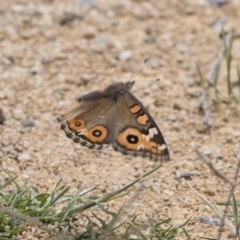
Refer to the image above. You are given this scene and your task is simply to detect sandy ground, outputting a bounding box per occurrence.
[1,0,240,239]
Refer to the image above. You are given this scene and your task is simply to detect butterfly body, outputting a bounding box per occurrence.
[58,81,170,161]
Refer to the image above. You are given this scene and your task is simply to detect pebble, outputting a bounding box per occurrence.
[18,153,31,161]
[207,0,228,6]
[81,73,92,84]
[173,103,182,110]
[199,216,222,226]
[179,172,193,179]
[1,140,9,147]
[203,150,212,155]
[79,0,95,5]
[1,146,13,154]
[12,108,25,120]
[23,119,35,128]
[118,50,132,61]
[168,114,177,121]
[90,43,105,54]
[95,35,109,44]
[82,27,96,39]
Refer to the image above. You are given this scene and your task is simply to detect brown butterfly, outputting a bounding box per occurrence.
[57,81,170,161]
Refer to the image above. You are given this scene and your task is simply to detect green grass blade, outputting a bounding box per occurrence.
[8,187,31,207]
[68,164,162,216]
[58,188,82,223]
[232,194,240,239]
[0,176,18,191]
[46,185,70,207]
[183,227,192,240]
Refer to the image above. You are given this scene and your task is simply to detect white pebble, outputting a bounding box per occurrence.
[12,108,25,120]
[18,153,31,161]
[118,50,132,61]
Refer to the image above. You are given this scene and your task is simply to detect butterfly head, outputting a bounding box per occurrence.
[103,81,135,96]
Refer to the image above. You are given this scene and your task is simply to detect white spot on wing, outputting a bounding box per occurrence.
[158,144,166,150]
[137,144,144,150]
[142,127,158,141]
[76,129,87,135]
[142,134,150,141]
[86,142,93,147]
[150,127,158,138]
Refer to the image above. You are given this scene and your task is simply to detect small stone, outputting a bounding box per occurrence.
[31,70,38,75]
[12,109,25,120]
[163,203,172,207]
[90,43,105,54]
[185,7,195,15]
[207,0,228,6]
[1,141,9,147]
[23,119,35,128]
[199,216,222,226]
[18,153,31,161]
[81,73,91,84]
[179,172,193,179]
[82,27,96,39]
[168,114,176,121]
[2,57,14,65]
[0,108,5,124]
[95,35,109,44]
[173,103,182,110]
[15,145,23,152]
[203,150,212,155]
[59,12,82,26]
[118,50,132,61]
[1,146,13,154]
[80,0,95,5]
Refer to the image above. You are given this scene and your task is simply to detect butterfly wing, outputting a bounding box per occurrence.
[57,91,116,149]
[58,82,169,161]
[112,91,170,161]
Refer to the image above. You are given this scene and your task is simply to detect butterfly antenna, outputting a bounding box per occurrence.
[128,59,148,82]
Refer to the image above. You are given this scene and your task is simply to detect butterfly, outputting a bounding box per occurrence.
[57,81,170,161]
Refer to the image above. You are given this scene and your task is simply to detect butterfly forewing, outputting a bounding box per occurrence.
[112,90,169,161]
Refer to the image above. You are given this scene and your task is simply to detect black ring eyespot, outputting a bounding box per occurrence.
[127,134,138,144]
[93,129,102,137]
[75,122,81,127]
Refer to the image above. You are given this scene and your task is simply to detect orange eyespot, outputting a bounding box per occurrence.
[117,127,163,154]
[86,125,108,143]
[67,118,86,131]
